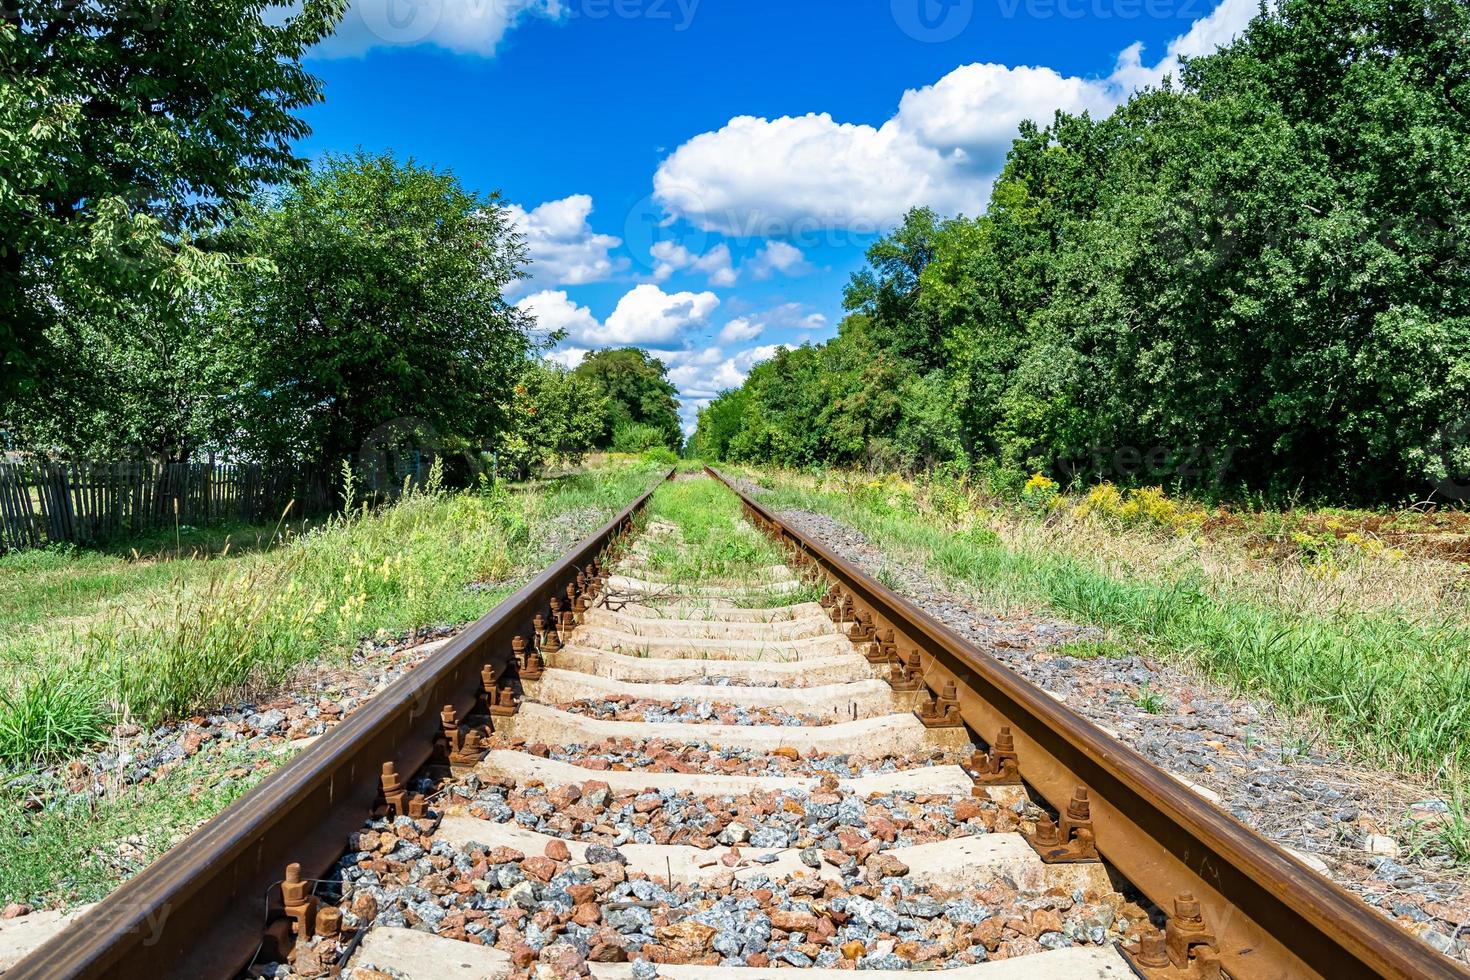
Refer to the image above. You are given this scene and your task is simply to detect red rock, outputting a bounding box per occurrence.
[867,817,898,842]
[746,953,770,968]
[773,747,800,760]
[841,940,866,959]
[1030,908,1065,936]
[582,757,611,771]
[489,847,526,864]
[975,917,1005,950]
[2,904,31,920]
[350,891,378,922]
[548,784,582,809]
[770,910,820,933]
[587,928,627,962]
[511,943,538,967]
[567,884,597,904]
[545,839,572,862]
[952,798,983,822]
[656,921,718,958]
[521,856,558,883]
[293,939,329,977]
[571,902,602,926]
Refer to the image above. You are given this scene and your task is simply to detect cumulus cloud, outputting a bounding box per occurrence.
[545,347,590,369]
[748,241,812,280]
[653,0,1258,233]
[668,344,781,400]
[515,290,601,344]
[506,195,625,297]
[717,317,764,345]
[650,241,738,287]
[520,284,721,349]
[313,0,562,57]
[603,284,721,345]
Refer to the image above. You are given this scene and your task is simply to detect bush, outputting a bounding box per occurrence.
[642,446,678,466]
[613,423,671,454]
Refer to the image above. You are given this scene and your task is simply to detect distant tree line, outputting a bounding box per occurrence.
[693,0,1470,504]
[0,1,683,484]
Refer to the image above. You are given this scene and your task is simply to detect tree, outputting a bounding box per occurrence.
[573,348,682,451]
[689,388,750,461]
[2,279,238,462]
[699,0,1470,503]
[498,362,607,476]
[0,0,345,399]
[228,152,535,469]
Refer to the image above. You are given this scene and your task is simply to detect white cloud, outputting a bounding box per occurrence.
[515,290,601,345]
[668,344,780,401]
[1110,0,1262,90]
[604,284,721,345]
[748,241,812,280]
[654,115,981,235]
[717,317,764,345]
[650,241,738,287]
[506,195,625,297]
[653,0,1258,234]
[312,0,563,57]
[518,283,721,349]
[545,347,589,369]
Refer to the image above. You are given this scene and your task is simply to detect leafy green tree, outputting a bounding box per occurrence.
[0,0,345,399]
[574,348,682,451]
[497,361,607,476]
[3,281,238,462]
[228,152,534,468]
[689,388,750,460]
[707,0,1470,503]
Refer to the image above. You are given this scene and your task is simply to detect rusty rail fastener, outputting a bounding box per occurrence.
[916,681,962,728]
[1026,786,1100,863]
[888,649,924,692]
[516,635,544,680]
[379,762,407,816]
[970,726,1021,788]
[1125,893,1222,979]
[280,863,317,940]
[489,686,518,717]
[849,610,874,645]
[542,618,563,653]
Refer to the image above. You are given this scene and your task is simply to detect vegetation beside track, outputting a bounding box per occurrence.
[0,460,661,765]
[729,465,1470,863]
[0,459,662,907]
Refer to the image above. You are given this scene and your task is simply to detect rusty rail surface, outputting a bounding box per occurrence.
[707,466,1465,980]
[7,472,671,980]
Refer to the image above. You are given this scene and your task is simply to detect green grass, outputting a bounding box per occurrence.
[0,461,660,765]
[744,468,1470,859]
[0,520,297,641]
[631,478,823,608]
[0,743,275,907]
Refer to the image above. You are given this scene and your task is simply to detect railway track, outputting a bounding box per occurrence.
[8,469,1465,979]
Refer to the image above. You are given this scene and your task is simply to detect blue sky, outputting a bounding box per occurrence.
[296,0,1257,432]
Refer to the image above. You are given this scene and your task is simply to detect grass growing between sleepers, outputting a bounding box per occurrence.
[632,477,823,607]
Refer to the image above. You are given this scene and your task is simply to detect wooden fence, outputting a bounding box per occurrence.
[0,460,335,552]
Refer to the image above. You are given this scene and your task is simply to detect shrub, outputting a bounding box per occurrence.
[612,423,670,454]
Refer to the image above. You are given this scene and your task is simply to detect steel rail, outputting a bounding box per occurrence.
[8,472,671,980]
[708,466,1465,980]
